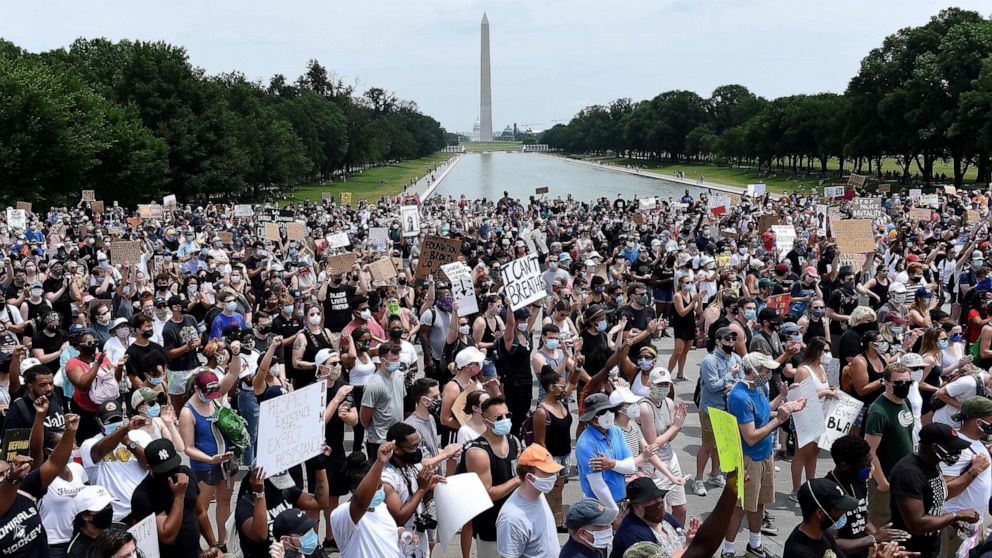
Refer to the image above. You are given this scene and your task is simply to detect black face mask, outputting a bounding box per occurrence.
[891,382,911,400]
[79,343,97,356]
[90,506,114,529]
[399,448,423,465]
[389,328,404,339]
[140,330,153,339]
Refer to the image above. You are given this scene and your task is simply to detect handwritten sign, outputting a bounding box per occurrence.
[709,408,744,501]
[838,253,867,272]
[368,258,397,283]
[758,214,780,233]
[909,207,932,222]
[217,231,233,245]
[128,514,160,558]
[771,225,796,260]
[639,197,657,210]
[832,220,874,254]
[5,209,26,230]
[368,227,389,252]
[234,204,253,217]
[0,429,30,462]
[851,197,882,220]
[110,240,144,266]
[944,185,957,195]
[499,254,547,311]
[81,189,95,202]
[287,222,305,242]
[326,231,350,249]
[15,202,31,213]
[340,192,353,205]
[967,209,981,223]
[535,186,549,195]
[848,174,867,188]
[325,252,358,277]
[321,191,333,201]
[708,194,731,215]
[747,183,766,197]
[264,222,281,242]
[257,381,327,475]
[920,194,940,209]
[877,183,891,193]
[766,294,791,316]
[163,194,177,208]
[137,204,164,219]
[415,235,461,280]
[91,200,105,214]
[817,391,863,451]
[441,262,479,315]
[909,188,922,198]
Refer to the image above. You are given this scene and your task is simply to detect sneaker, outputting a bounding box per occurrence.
[788,491,799,503]
[760,520,779,536]
[746,544,775,558]
[708,473,726,488]
[721,552,736,558]
[692,479,707,496]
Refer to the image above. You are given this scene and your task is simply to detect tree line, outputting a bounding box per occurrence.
[541,8,992,186]
[0,37,446,207]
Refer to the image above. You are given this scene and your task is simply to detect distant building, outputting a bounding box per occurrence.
[471,117,482,142]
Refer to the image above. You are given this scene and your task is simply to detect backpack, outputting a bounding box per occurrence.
[932,373,987,412]
[88,364,120,405]
[521,403,551,446]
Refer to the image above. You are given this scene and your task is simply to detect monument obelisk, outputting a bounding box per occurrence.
[479,12,493,142]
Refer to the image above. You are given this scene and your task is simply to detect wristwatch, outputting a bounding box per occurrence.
[127,441,138,452]
[253,491,265,499]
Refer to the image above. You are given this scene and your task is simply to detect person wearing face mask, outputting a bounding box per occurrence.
[381,423,445,558]
[783,478,861,558]
[611,477,683,558]
[875,282,909,329]
[329,443,401,556]
[532,324,571,401]
[559,497,618,558]
[419,286,454,383]
[101,318,132,372]
[493,443,563,558]
[290,303,335,390]
[209,291,249,342]
[65,332,126,442]
[826,268,860,356]
[63,485,117,558]
[123,314,165,387]
[31,309,68,374]
[863,362,915,529]
[839,306,878,368]
[440,347,487,447]
[359,342,407,458]
[385,315,418,387]
[79,403,151,521]
[695,327,745,495]
[130,387,184,453]
[889,423,980,558]
[789,338,838,500]
[161,294,200,412]
[722,353,805,558]
[636,368,689,524]
[530,369,577,530]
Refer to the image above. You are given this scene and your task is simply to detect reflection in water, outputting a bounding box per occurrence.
[432,152,710,202]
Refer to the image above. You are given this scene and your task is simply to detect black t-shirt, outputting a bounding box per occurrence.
[30,330,67,373]
[0,469,47,558]
[321,284,356,333]
[838,330,863,367]
[162,315,201,371]
[130,465,201,558]
[42,276,72,323]
[618,304,656,353]
[828,288,859,335]
[826,472,869,558]
[124,341,165,380]
[4,393,66,434]
[235,484,303,558]
[324,380,349,465]
[889,454,945,556]
[784,527,845,558]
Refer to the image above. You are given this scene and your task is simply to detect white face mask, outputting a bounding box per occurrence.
[528,473,557,494]
[458,325,471,335]
[586,528,614,549]
[625,404,641,420]
[597,412,615,429]
[820,352,833,365]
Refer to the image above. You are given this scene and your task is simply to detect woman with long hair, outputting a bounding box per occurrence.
[916,327,946,425]
[532,369,574,531]
[939,321,971,376]
[788,337,836,500]
[844,330,888,435]
[668,275,701,381]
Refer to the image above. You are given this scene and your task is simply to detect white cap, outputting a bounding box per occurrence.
[647,367,673,385]
[609,387,640,406]
[110,317,129,331]
[20,357,42,370]
[974,251,985,260]
[888,282,907,294]
[900,353,926,369]
[74,485,117,515]
[454,346,486,369]
[314,348,338,368]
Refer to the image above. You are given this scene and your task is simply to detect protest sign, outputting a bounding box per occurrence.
[771,224,796,259]
[817,391,864,451]
[815,204,828,237]
[368,227,389,252]
[264,222,281,242]
[217,231,233,245]
[340,192,353,205]
[746,183,766,197]
[0,429,30,462]
[126,217,141,227]
[326,252,358,277]
[639,197,657,210]
[434,474,493,552]
[257,381,327,475]
[499,254,547,311]
[163,194,177,208]
[825,357,841,388]
[110,240,144,266]
[128,514,160,558]
[326,231,350,248]
[788,379,825,448]
[967,209,981,223]
[15,202,31,213]
[823,186,845,198]
[81,189,95,202]
[832,220,874,253]
[441,262,479,315]
[877,183,891,193]
[851,197,882,220]
[920,194,940,209]
[400,205,420,237]
[766,294,791,316]
[91,200,104,214]
[368,258,397,283]
[758,214,780,233]
[909,188,922,198]
[837,253,867,273]
[234,204,253,217]
[708,194,730,215]
[848,174,867,187]
[632,212,645,225]
[716,254,731,270]
[535,186,549,195]
[287,222,305,241]
[5,209,26,230]
[415,235,461,280]
[709,408,744,501]
[137,204,164,219]
[909,208,932,222]
[944,185,957,195]
[321,191,333,201]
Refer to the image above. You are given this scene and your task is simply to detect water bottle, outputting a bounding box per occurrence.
[399,529,417,557]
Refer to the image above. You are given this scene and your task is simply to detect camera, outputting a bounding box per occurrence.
[413,511,437,532]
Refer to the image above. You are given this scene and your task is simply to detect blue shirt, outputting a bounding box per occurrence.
[610,512,682,558]
[698,349,743,414]
[575,425,631,504]
[727,381,773,461]
[209,312,248,340]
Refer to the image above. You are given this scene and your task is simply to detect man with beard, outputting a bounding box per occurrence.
[4,364,65,433]
[783,479,860,558]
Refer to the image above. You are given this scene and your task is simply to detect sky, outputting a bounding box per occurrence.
[3,1,990,135]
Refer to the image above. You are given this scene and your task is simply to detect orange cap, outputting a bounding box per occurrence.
[519,444,564,474]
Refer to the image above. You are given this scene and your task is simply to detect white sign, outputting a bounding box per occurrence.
[817,391,864,451]
[707,194,731,213]
[434,474,493,553]
[368,227,389,252]
[234,204,253,217]
[128,514,160,558]
[5,209,26,230]
[638,197,657,210]
[909,188,922,199]
[326,232,350,249]
[441,262,479,315]
[499,254,547,311]
[747,183,767,197]
[788,378,825,448]
[400,205,420,237]
[257,381,327,475]
[163,194,177,207]
[825,357,841,388]
[920,194,940,209]
[771,225,796,260]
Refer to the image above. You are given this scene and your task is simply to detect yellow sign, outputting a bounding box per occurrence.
[340,192,353,204]
[709,408,744,501]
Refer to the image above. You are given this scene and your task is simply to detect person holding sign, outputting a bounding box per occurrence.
[789,337,837,501]
[721,352,806,558]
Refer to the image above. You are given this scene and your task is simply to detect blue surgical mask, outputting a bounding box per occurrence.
[951,334,963,343]
[225,301,237,312]
[369,488,386,508]
[283,305,294,314]
[596,321,608,332]
[545,339,560,350]
[744,309,756,321]
[145,403,161,418]
[298,530,319,555]
[149,376,163,386]
[829,512,847,531]
[104,421,123,435]
[615,296,624,305]
[939,340,949,350]
[385,361,400,373]
[891,327,903,335]
[491,418,512,436]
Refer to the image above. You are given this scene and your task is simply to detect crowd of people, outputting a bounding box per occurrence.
[2,182,992,558]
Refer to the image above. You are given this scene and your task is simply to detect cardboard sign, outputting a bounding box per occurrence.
[847,174,867,187]
[709,409,744,501]
[126,217,141,227]
[967,209,981,223]
[368,258,397,283]
[368,227,389,252]
[632,213,645,225]
[264,222,281,241]
[340,192,353,205]
[15,202,31,213]
[400,205,420,237]
[5,209,26,229]
[137,204,163,219]
[746,183,766,197]
[758,214,780,233]
[850,197,882,220]
[257,381,328,476]
[326,232,350,249]
[770,225,796,259]
[817,391,863,451]
[287,222,305,242]
[788,379,826,447]
[81,189,95,202]
[766,294,791,316]
[838,253,867,271]
[217,231,233,245]
[499,254,547,311]
[878,184,891,193]
[441,262,479,315]
[832,220,874,254]
[110,240,144,266]
[128,514,161,558]
[535,186,549,195]
[0,429,30,462]
[234,204,253,217]
[325,252,358,276]
[415,235,461,280]
[920,194,940,209]
[815,204,828,237]
[909,188,922,198]
[321,191,333,201]
[909,208,932,222]
[823,186,845,198]
[944,185,957,195]
[91,200,105,214]
[163,194,177,208]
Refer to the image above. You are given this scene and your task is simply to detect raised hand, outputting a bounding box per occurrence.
[32,394,49,415]
[249,467,265,492]
[377,441,396,464]
[169,472,189,497]
[64,413,80,433]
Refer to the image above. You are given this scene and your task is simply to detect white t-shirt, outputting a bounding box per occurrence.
[80,434,148,521]
[398,340,418,376]
[39,462,88,543]
[329,501,401,558]
[941,432,992,558]
[457,424,482,445]
[102,336,133,369]
[933,374,986,428]
[382,465,429,558]
[496,489,559,558]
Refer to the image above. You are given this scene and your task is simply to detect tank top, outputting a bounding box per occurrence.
[537,349,563,381]
[184,402,220,471]
[804,318,826,343]
[537,403,573,457]
[297,328,334,388]
[734,318,753,349]
[466,437,519,541]
[869,278,890,308]
[348,354,376,386]
[631,372,651,398]
[480,315,500,347]
[644,399,674,462]
[852,355,883,408]
[798,365,829,394]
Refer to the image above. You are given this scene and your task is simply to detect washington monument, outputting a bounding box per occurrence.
[479,12,493,142]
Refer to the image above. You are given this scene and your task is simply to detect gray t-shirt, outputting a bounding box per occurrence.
[495,489,559,558]
[403,412,440,458]
[361,370,406,443]
[419,307,451,361]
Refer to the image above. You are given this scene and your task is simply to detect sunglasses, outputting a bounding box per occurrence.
[889,381,912,388]
[488,413,512,422]
[595,407,615,416]
[720,334,738,341]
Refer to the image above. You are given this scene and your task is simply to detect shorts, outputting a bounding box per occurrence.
[740,455,774,512]
[167,369,195,396]
[553,454,571,477]
[700,412,717,448]
[656,454,687,507]
[654,288,674,304]
[867,477,891,527]
[324,459,350,497]
[192,465,223,486]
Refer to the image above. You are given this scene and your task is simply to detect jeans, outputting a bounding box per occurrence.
[238,388,260,466]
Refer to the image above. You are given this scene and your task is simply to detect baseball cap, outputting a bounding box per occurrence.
[626,476,669,504]
[73,485,117,514]
[518,444,564,474]
[68,324,89,335]
[757,307,781,323]
[272,508,318,540]
[743,352,781,371]
[952,396,992,423]
[899,353,925,370]
[779,322,801,335]
[455,346,486,369]
[130,387,166,410]
[565,497,618,529]
[110,317,129,331]
[623,542,665,558]
[144,438,182,474]
[888,282,907,294]
[797,478,859,518]
[579,393,616,422]
[882,311,907,325]
[19,357,42,370]
[609,387,641,406]
[774,263,789,274]
[715,326,735,340]
[648,368,672,386]
[314,348,338,368]
[98,400,125,423]
[918,422,970,450]
[194,370,222,399]
[804,266,818,278]
[167,294,187,308]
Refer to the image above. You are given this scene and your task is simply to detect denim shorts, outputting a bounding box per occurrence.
[553,454,570,477]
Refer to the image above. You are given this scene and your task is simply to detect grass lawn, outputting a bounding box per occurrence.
[459,141,522,153]
[282,152,453,205]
